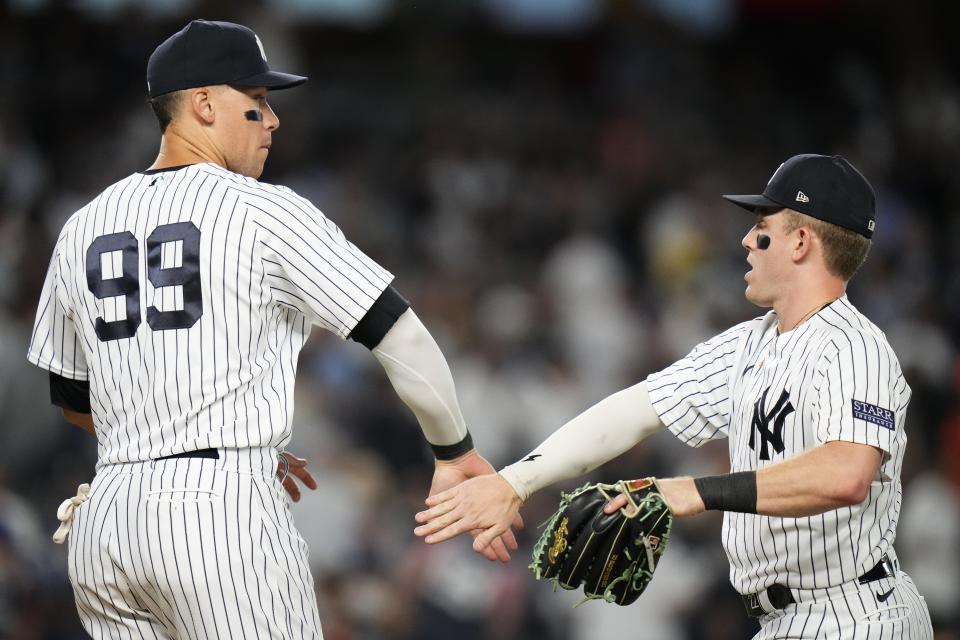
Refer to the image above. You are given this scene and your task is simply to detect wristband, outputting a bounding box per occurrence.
[694,471,758,514]
[431,432,474,461]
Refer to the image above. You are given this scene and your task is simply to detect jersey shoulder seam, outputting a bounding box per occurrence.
[816,318,893,360]
[197,164,302,202]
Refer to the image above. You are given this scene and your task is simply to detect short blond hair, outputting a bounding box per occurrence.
[782,209,871,281]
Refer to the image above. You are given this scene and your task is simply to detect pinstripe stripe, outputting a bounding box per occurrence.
[28,164,368,636]
[67,458,324,637]
[28,164,390,466]
[752,572,932,638]
[648,296,913,598]
[125,473,175,633]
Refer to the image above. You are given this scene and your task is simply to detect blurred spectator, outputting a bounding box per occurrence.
[2,1,958,637]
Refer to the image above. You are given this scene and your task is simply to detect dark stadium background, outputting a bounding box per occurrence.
[1,1,957,638]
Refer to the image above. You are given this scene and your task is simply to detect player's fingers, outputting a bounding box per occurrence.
[421,518,472,544]
[485,535,512,563]
[414,499,456,523]
[500,527,519,552]
[282,475,301,502]
[603,493,629,515]
[288,464,318,490]
[424,489,455,507]
[479,547,499,562]
[282,452,308,466]
[512,513,524,530]
[471,530,501,562]
[472,524,508,555]
[413,507,461,537]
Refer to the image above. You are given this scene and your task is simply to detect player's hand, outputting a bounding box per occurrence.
[602,492,635,516]
[278,451,318,502]
[415,472,523,559]
[601,477,704,518]
[424,451,524,563]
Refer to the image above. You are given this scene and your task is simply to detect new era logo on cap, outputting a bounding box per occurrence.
[796,191,810,203]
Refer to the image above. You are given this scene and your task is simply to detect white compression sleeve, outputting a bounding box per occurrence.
[373,309,468,447]
[498,380,665,501]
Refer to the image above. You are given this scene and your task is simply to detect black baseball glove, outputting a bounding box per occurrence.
[529,478,673,606]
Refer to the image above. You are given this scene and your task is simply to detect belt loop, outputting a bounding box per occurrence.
[857,554,896,585]
[742,584,795,618]
[756,589,776,613]
[883,554,897,576]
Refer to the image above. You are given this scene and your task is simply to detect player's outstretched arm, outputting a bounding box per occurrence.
[604,440,883,519]
[414,380,666,553]
[369,306,522,561]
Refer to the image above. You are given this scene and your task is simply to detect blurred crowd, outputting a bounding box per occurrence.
[1,1,959,638]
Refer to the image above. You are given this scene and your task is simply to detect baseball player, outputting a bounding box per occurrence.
[28,19,519,639]
[415,154,934,638]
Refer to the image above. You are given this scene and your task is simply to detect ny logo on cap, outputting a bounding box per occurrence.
[868,220,875,231]
[254,34,267,62]
[796,191,810,203]
[767,162,786,188]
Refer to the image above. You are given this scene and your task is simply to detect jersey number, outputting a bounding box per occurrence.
[85,222,202,342]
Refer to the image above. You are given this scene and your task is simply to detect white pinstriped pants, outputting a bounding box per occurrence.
[67,449,323,639]
[754,570,932,639]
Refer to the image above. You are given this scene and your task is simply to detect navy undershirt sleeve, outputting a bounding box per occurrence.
[50,371,91,413]
[348,285,410,349]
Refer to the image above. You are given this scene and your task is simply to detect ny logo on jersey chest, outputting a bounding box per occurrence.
[748,387,795,460]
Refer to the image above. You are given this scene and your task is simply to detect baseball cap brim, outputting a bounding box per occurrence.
[231,70,308,91]
[721,194,785,213]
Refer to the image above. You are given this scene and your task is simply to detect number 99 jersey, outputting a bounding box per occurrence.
[27,163,393,469]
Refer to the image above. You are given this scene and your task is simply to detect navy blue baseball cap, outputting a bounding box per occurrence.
[147,20,307,99]
[723,154,877,239]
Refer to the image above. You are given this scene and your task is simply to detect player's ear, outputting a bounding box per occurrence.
[187,87,217,125]
[792,227,813,261]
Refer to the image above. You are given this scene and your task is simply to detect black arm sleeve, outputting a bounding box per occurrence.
[49,371,91,413]
[348,285,411,349]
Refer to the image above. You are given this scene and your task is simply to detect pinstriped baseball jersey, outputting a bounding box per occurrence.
[647,296,910,595]
[28,162,392,468]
